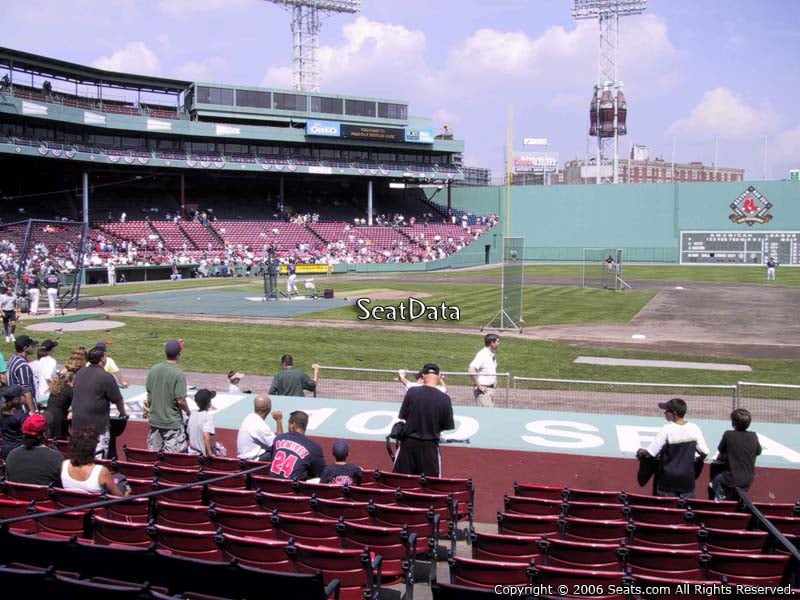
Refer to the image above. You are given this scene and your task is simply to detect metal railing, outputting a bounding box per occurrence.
[314,367,797,421]
[317,366,512,407]
[513,377,737,418]
[736,382,800,424]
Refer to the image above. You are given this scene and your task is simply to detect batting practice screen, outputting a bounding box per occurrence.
[502,237,525,328]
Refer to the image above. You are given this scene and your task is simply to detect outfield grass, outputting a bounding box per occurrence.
[430,264,800,285]
[14,315,799,386]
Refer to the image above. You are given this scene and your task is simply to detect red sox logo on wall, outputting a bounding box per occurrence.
[729,186,773,226]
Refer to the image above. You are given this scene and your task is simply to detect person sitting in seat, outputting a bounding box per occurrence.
[61,426,127,496]
[4,413,62,486]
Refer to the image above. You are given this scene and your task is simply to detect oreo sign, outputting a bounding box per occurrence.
[306,120,341,137]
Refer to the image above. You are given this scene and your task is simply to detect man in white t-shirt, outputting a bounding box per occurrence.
[637,398,710,498]
[236,395,283,461]
[33,339,59,402]
[469,333,500,407]
[95,341,128,388]
[187,389,217,456]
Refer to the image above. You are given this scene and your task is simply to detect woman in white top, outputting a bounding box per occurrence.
[61,426,126,496]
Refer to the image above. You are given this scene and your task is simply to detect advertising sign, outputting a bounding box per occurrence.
[513,152,559,173]
[306,120,341,137]
[405,128,435,144]
[341,124,404,142]
[523,137,548,146]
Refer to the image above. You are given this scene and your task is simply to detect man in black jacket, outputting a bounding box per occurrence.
[392,363,454,477]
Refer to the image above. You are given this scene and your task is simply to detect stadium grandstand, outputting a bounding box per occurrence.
[0,46,497,285]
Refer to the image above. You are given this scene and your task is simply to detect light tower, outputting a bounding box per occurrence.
[573,0,646,184]
[265,0,361,93]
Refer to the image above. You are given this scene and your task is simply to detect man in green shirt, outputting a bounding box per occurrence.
[145,340,189,452]
[268,354,319,397]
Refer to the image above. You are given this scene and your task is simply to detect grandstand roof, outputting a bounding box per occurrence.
[0,47,191,93]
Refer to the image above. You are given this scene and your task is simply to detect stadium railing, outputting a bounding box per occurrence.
[316,366,512,407]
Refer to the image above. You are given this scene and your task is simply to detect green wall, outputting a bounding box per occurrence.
[446,180,800,263]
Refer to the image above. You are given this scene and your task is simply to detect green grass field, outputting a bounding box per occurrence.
[13,264,798,386]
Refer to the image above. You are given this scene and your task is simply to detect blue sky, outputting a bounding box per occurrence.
[2,0,798,180]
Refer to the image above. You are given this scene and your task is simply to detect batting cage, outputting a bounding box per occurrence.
[484,237,525,331]
[0,219,90,312]
[582,247,624,291]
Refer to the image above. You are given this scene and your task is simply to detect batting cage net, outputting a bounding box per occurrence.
[582,247,623,291]
[485,237,524,331]
[0,219,89,311]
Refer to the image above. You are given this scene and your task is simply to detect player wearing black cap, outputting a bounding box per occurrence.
[392,363,454,477]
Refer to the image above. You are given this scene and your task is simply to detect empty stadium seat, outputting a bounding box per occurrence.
[471,530,543,563]
[448,555,533,589]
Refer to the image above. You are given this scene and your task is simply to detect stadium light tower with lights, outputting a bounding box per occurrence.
[573,0,647,184]
[266,0,361,93]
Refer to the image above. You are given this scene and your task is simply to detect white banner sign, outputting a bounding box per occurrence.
[147,119,172,131]
[523,137,548,146]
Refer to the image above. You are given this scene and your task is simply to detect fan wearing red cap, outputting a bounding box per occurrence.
[4,412,63,487]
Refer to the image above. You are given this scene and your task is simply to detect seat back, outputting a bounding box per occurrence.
[627,504,691,526]
[202,469,248,489]
[255,491,312,515]
[471,531,542,563]
[3,481,53,506]
[312,496,371,523]
[36,507,90,538]
[504,494,564,516]
[531,564,627,600]
[698,526,768,553]
[208,504,274,537]
[629,521,700,549]
[374,470,422,491]
[565,501,625,521]
[688,509,751,530]
[288,541,375,597]
[110,459,155,479]
[271,512,340,546]
[449,555,532,588]
[49,487,104,510]
[496,512,561,537]
[542,538,622,570]
[621,544,705,579]
[122,445,160,464]
[249,474,294,494]
[296,480,347,499]
[513,482,566,501]
[160,451,201,468]
[91,513,153,547]
[0,497,38,533]
[156,498,214,530]
[153,464,201,485]
[706,551,790,586]
[343,484,398,504]
[564,487,621,503]
[217,532,292,571]
[206,486,258,509]
[151,523,224,561]
[561,516,630,543]
[200,455,246,472]
[620,492,680,508]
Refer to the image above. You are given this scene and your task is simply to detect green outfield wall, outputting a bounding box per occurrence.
[443,180,800,263]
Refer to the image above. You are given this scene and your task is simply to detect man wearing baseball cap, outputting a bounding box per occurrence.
[637,398,710,498]
[72,346,126,458]
[7,334,38,413]
[392,363,454,477]
[145,340,189,453]
[5,413,62,486]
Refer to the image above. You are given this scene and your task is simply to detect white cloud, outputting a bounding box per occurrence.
[93,42,161,75]
[174,56,227,82]
[158,0,249,15]
[667,88,780,140]
[770,126,800,173]
[262,66,293,89]
[316,17,433,96]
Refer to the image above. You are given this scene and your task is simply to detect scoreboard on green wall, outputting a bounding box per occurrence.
[680,231,800,265]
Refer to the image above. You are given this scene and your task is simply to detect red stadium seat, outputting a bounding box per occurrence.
[216,533,292,571]
[704,550,790,586]
[206,486,258,510]
[561,516,629,543]
[122,446,160,464]
[496,512,561,537]
[698,526,768,553]
[311,496,371,524]
[255,491,312,515]
[529,564,628,600]
[343,484,397,504]
[91,513,152,547]
[471,531,543,563]
[620,544,706,579]
[448,555,532,589]
[149,524,224,561]
[208,505,274,538]
[628,521,700,549]
[541,538,622,570]
[512,482,566,501]
[270,513,340,546]
[287,541,379,600]
[339,520,416,586]
[155,499,214,530]
[504,494,564,516]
